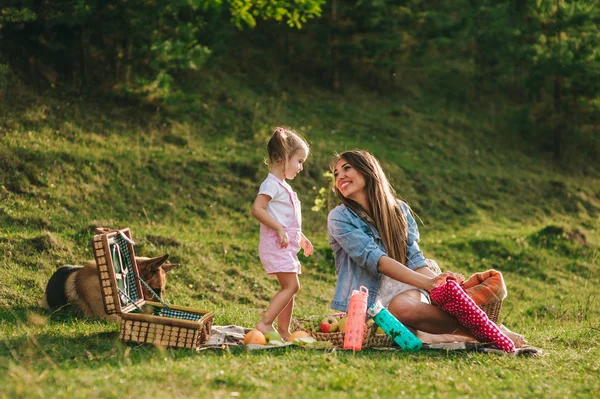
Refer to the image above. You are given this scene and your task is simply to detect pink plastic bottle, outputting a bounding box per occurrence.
[343,286,369,351]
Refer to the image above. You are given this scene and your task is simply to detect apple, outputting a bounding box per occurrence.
[338,316,348,332]
[320,316,339,333]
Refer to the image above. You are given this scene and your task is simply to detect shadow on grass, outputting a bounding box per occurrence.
[1,306,241,369]
[2,307,507,372]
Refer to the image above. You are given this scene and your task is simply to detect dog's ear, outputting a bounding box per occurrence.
[146,254,170,272]
[161,262,178,273]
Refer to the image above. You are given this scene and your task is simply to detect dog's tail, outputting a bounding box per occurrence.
[42,266,82,309]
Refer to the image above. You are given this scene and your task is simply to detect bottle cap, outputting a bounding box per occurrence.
[367,300,384,317]
[351,285,369,298]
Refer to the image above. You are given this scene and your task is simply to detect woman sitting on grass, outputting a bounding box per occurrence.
[328,149,526,346]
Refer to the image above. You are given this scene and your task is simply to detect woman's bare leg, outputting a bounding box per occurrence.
[389,290,527,346]
[499,324,528,347]
[414,331,477,344]
[388,290,474,337]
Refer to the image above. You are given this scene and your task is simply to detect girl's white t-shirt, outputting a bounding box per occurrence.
[258,174,296,228]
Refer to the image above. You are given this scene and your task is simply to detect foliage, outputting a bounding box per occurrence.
[0,64,9,92]
[0,0,325,105]
[311,171,334,212]
[467,0,600,161]
[224,0,326,28]
[1,0,599,160]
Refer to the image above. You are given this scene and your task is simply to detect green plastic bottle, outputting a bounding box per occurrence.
[367,300,422,351]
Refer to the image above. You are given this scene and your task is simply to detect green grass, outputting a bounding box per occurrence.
[1,69,599,398]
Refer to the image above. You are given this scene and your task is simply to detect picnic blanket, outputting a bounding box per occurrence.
[199,325,250,349]
[463,269,507,306]
[199,325,541,356]
[198,325,293,350]
[422,342,540,356]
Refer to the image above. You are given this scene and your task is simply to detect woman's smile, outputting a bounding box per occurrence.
[339,180,351,190]
[334,159,366,201]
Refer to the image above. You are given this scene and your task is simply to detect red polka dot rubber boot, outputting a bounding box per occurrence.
[430,279,515,353]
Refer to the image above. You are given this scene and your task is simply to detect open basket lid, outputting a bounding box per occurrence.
[92,228,145,315]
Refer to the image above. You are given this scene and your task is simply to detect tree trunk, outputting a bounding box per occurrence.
[125,39,133,86]
[284,30,291,66]
[553,74,564,159]
[330,0,340,92]
[80,26,87,88]
[115,41,121,84]
[552,0,564,160]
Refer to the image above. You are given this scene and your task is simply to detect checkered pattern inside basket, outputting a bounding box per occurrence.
[159,308,202,321]
[108,234,140,304]
[116,233,140,302]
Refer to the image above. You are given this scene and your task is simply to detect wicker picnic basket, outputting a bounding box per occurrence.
[480,300,503,324]
[426,259,504,324]
[93,229,214,349]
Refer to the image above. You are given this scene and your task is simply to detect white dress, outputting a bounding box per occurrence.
[376,259,441,307]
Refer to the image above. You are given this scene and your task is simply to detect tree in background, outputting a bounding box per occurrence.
[337,0,421,90]
[0,0,324,105]
[523,0,600,161]
[467,0,600,161]
[0,0,597,163]
[273,0,426,92]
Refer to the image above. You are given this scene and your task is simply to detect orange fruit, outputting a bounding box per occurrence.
[244,329,266,345]
[288,330,311,342]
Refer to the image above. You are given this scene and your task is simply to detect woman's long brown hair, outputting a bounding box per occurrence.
[330,150,408,266]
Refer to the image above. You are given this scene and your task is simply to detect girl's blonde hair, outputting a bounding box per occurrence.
[330,150,409,265]
[267,127,309,166]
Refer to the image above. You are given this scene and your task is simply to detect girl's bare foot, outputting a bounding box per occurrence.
[256,321,276,334]
[500,324,528,347]
[277,329,291,341]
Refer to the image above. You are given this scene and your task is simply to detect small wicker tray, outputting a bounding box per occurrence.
[291,316,393,348]
[93,229,214,349]
[366,328,394,348]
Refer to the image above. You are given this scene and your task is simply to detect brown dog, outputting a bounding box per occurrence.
[42,255,176,322]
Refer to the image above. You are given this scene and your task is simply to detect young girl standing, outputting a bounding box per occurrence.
[251,127,313,340]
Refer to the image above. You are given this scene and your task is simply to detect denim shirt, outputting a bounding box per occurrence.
[328,201,428,312]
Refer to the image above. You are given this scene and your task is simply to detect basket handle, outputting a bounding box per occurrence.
[134,274,171,310]
[117,288,143,311]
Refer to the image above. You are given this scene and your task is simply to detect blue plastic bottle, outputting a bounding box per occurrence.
[367,300,422,351]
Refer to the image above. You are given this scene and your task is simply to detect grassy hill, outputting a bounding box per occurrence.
[1,66,599,398]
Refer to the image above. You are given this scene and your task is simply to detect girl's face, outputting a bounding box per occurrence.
[333,158,366,200]
[285,147,308,180]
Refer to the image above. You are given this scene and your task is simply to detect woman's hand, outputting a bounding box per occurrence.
[277,229,290,249]
[300,234,313,256]
[446,271,465,284]
[429,271,463,291]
